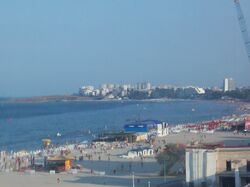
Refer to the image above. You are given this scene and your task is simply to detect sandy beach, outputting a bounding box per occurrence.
[0,131,250,187]
[156,131,250,147]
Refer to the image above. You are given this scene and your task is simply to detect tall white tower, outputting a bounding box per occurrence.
[223,78,236,92]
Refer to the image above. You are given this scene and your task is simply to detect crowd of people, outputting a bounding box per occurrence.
[0,151,30,172]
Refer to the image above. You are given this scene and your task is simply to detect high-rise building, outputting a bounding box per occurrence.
[136,82,151,90]
[145,82,151,90]
[223,78,235,92]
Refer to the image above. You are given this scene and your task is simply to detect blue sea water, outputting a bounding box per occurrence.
[0,100,238,151]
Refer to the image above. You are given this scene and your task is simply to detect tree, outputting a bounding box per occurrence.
[156,144,185,175]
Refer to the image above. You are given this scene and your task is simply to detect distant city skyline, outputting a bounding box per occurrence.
[78,81,206,99]
[0,0,250,97]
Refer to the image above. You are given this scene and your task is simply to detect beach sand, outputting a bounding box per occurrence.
[156,131,250,147]
[0,158,167,187]
[0,131,249,187]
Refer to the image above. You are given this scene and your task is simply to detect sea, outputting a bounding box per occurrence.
[0,100,238,151]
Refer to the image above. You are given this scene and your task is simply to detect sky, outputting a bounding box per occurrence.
[0,0,250,97]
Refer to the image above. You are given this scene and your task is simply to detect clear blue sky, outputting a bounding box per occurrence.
[0,0,250,97]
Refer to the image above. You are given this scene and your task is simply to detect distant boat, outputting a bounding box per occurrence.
[56,132,62,137]
[192,108,196,112]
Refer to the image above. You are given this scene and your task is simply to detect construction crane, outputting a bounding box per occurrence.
[234,0,250,62]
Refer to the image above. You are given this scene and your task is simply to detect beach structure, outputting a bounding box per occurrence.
[134,133,147,142]
[185,143,250,187]
[126,147,154,159]
[45,155,74,172]
[123,123,149,142]
[124,120,162,132]
[42,139,51,149]
[123,120,163,141]
[32,157,44,171]
[93,132,137,143]
[124,123,148,133]
[156,122,169,137]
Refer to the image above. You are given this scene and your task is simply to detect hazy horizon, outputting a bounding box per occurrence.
[0,0,250,97]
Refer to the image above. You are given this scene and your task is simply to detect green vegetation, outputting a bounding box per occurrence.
[222,89,250,101]
[156,144,185,175]
[202,88,250,101]
[128,88,250,102]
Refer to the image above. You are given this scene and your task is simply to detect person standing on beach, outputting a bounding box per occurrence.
[141,161,144,168]
[17,157,21,171]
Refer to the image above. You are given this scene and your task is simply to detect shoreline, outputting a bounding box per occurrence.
[0,100,249,152]
[0,93,249,104]
[0,98,249,153]
[0,100,250,187]
[1,111,249,153]
[0,131,250,187]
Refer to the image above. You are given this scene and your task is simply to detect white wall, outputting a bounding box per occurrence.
[205,151,216,186]
[186,149,216,187]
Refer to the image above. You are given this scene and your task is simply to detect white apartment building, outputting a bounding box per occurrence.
[186,144,250,187]
[223,78,236,92]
